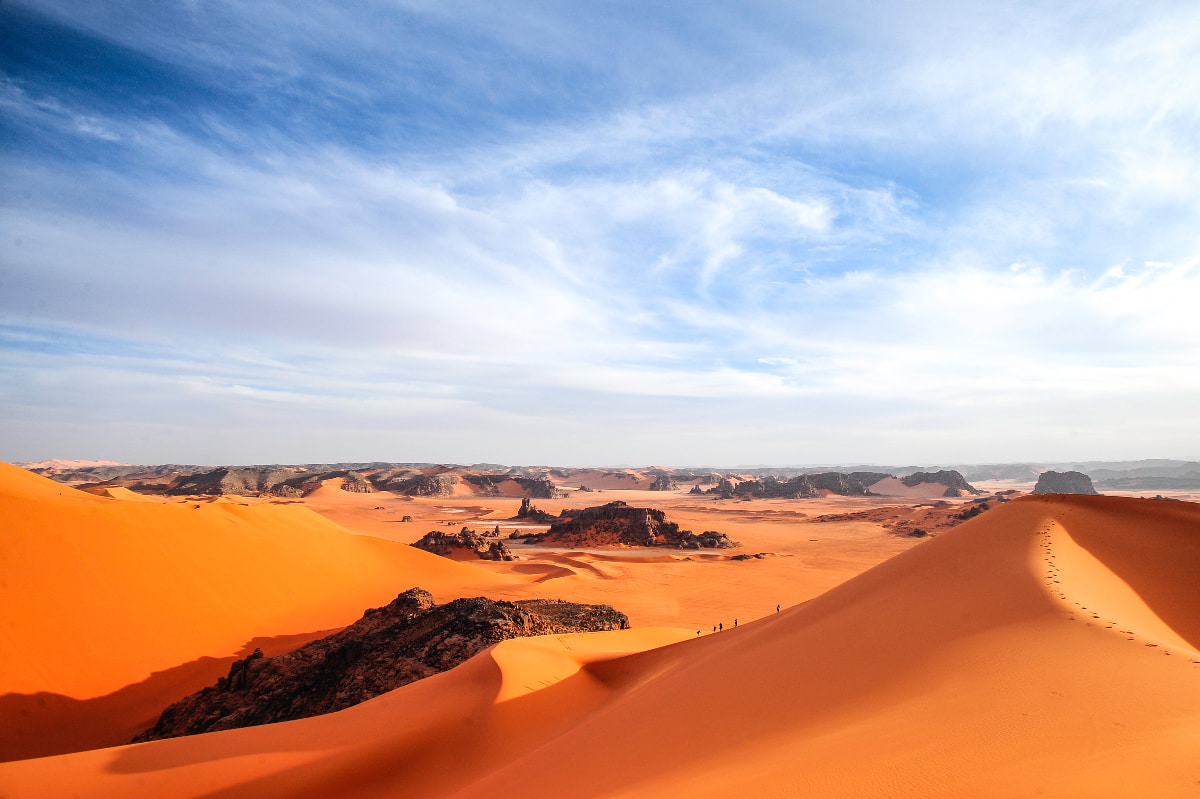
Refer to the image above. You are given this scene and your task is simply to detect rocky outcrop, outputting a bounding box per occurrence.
[133,589,627,742]
[717,472,889,499]
[411,528,516,561]
[340,472,374,493]
[517,501,738,549]
[1032,471,1099,495]
[389,473,459,497]
[514,497,557,523]
[512,476,566,498]
[901,470,981,497]
[164,467,303,496]
[648,473,676,491]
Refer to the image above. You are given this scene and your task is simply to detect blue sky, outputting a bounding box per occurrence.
[2,0,1199,466]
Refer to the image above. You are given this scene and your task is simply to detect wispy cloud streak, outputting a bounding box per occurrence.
[2,0,1199,463]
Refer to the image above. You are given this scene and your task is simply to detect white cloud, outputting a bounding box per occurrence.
[5,1,1200,463]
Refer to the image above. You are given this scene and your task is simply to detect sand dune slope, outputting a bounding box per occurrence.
[0,463,510,700]
[2,494,1198,798]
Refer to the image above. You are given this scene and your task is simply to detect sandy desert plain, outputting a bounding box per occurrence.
[1,460,1198,798]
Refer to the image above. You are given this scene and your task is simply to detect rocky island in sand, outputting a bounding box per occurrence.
[134,588,627,741]
[513,500,739,549]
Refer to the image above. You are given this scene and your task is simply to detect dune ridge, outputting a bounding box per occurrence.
[1,494,1196,797]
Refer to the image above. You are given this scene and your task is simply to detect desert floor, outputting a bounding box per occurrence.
[1,463,1198,797]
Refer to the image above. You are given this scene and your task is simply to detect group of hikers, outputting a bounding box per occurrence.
[696,603,782,636]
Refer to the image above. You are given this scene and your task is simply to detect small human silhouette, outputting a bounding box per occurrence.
[776,604,781,612]
[696,630,701,637]
[719,622,723,632]
[713,625,717,632]
[734,618,738,627]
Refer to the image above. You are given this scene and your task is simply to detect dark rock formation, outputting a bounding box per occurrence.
[133,588,627,742]
[340,472,374,493]
[514,497,557,523]
[517,501,738,549]
[389,473,460,497]
[164,467,305,497]
[716,472,889,499]
[648,473,676,491]
[709,478,735,499]
[954,502,990,520]
[901,470,981,497]
[1032,471,1100,495]
[512,476,565,498]
[411,528,516,561]
[689,484,703,495]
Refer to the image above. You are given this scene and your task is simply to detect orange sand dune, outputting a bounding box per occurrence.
[0,463,512,700]
[3,494,1197,797]
[0,629,337,763]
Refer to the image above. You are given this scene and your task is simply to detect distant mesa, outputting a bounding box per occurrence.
[467,474,566,498]
[1032,470,1100,495]
[412,528,516,561]
[167,467,304,497]
[900,470,982,497]
[28,462,996,503]
[719,472,887,499]
[376,472,459,496]
[701,470,978,500]
[515,501,738,549]
[133,588,627,742]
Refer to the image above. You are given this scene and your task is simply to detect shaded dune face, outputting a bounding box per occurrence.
[0,463,509,700]
[1,493,1197,798]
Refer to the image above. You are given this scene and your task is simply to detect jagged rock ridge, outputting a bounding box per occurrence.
[710,472,891,499]
[133,588,627,742]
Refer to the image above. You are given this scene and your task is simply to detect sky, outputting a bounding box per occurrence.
[2,0,1199,467]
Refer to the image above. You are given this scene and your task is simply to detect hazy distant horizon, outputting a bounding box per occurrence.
[15,456,1200,473]
[3,1,1198,465]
